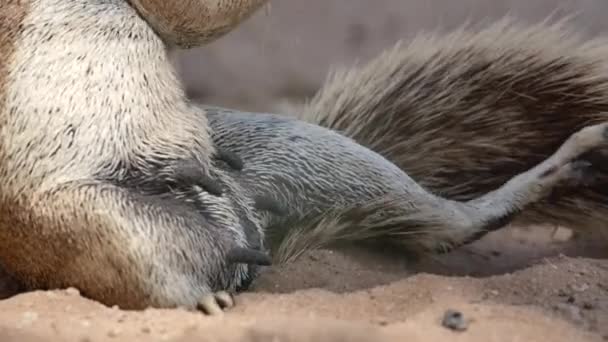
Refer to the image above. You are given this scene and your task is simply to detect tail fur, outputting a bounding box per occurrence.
[295,17,608,239]
[269,17,608,262]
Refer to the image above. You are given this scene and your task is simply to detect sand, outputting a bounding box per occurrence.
[0,225,606,342]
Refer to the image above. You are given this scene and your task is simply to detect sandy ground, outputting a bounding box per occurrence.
[0,225,607,342]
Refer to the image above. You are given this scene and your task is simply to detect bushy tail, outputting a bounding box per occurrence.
[293,16,608,238]
[274,196,455,263]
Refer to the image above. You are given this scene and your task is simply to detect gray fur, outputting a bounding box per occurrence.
[206,108,608,263]
[298,17,608,241]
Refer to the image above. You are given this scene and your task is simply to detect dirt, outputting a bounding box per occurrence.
[0,225,607,342]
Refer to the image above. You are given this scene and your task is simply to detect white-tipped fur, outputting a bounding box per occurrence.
[296,17,608,241]
[0,0,268,311]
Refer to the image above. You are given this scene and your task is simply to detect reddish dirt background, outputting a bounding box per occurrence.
[2,1,608,341]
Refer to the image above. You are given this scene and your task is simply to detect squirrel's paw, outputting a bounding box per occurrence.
[158,148,244,197]
[196,291,235,315]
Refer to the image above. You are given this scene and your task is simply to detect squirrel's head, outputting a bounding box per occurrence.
[127,0,269,48]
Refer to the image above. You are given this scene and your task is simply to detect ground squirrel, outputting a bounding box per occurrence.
[0,0,272,314]
[1,2,606,316]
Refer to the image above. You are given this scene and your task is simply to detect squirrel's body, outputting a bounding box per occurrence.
[205,18,608,261]
[207,106,606,262]
[0,1,606,312]
[0,0,270,312]
[296,18,608,241]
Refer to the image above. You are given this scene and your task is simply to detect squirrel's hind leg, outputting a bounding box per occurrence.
[407,121,608,253]
[276,122,608,260]
[0,182,251,313]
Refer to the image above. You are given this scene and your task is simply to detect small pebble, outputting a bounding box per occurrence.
[582,302,595,310]
[20,311,39,326]
[441,309,468,332]
[571,283,590,292]
[65,287,80,296]
[489,290,499,296]
[552,227,573,241]
[553,303,583,324]
[141,326,151,334]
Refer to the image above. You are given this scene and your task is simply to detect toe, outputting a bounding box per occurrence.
[197,175,223,196]
[216,149,244,171]
[214,291,235,309]
[602,124,608,140]
[197,294,225,316]
[253,195,288,216]
[196,291,235,315]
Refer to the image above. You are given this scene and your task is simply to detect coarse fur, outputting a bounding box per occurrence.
[0,0,271,311]
[297,17,608,241]
[202,17,608,263]
[206,108,607,263]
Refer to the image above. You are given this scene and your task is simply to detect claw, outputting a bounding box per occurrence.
[196,175,223,196]
[170,159,223,196]
[253,195,288,216]
[216,148,244,171]
[197,291,235,315]
[581,147,608,173]
[226,247,272,266]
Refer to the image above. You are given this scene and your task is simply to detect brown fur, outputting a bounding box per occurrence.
[299,17,608,240]
[128,0,268,48]
[0,0,268,311]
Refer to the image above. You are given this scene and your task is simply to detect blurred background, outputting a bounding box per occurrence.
[171,0,608,113]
